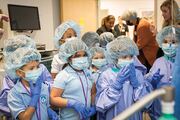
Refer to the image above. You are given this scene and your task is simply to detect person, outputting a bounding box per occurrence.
[160,0,180,28]
[114,16,129,37]
[122,10,159,71]
[90,46,109,83]
[50,38,96,120]
[96,15,117,37]
[5,47,58,120]
[99,32,114,49]
[95,36,152,120]
[0,13,9,39]
[0,35,52,119]
[157,0,180,58]
[81,32,100,48]
[51,20,80,79]
[146,26,180,120]
[172,26,180,119]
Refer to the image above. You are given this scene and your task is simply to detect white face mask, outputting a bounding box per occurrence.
[20,68,42,83]
[117,58,133,68]
[92,59,107,69]
[71,57,89,70]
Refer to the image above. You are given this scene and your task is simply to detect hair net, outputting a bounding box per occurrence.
[3,35,36,57]
[99,32,114,48]
[121,10,137,21]
[54,20,81,48]
[59,37,90,63]
[4,48,41,79]
[106,36,139,64]
[156,26,180,48]
[81,32,100,48]
[176,27,180,40]
[90,46,106,58]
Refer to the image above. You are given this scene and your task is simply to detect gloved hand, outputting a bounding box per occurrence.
[67,99,89,119]
[129,63,139,88]
[47,108,59,120]
[29,73,44,108]
[151,68,164,89]
[87,105,96,117]
[112,65,130,90]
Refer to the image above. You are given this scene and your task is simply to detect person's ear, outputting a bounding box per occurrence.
[16,69,25,78]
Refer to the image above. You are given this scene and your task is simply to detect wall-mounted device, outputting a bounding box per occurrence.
[8,4,41,32]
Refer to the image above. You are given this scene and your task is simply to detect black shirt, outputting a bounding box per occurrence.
[114,23,129,37]
[96,26,117,37]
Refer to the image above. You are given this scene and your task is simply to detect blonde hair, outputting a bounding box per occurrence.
[101,15,115,27]
[160,0,180,28]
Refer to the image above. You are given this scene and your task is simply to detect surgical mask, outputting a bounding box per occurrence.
[162,43,178,57]
[71,57,89,70]
[117,58,133,68]
[20,68,42,83]
[92,59,107,69]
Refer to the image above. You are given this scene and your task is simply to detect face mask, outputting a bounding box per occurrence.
[162,43,178,57]
[21,68,42,83]
[117,58,133,68]
[92,59,107,69]
[71,57,89,70]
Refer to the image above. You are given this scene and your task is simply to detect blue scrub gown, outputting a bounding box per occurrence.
[53,65,94,120]
[148,56,174,120]
[0,64,52,116]
[95,62,152,120]
[173,45,180,119]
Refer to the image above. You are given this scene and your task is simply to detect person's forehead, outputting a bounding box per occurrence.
[22,61,39,69]
[76,50,86,55]
[94,52,104,57]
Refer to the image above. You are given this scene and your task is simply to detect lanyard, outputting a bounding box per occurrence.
[164,59,173,82]
[75,71,89,107]
[21,82,41,120]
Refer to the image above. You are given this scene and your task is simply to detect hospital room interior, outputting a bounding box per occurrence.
[0,0,180,120]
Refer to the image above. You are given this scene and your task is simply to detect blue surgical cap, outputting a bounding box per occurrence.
[4,48,41,79]
[99,32,114,48]
[81,32,100,48]
[54,20,81,49]
[90,46,106,59]
[59,37,90,63]
[3,35,36,57]
[106,36,139,64]
[156,26,180,48]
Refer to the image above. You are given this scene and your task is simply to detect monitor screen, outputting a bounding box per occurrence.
[8,4,41,31]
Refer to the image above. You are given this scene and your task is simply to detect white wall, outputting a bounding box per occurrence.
[0,0,60,50]
[100,0,154,24]
[99,0,154,39]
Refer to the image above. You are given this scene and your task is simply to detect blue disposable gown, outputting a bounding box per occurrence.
[95,63,152,120]
[92,64,113,84]
[173,45,180,119]
[0,64,52,115]
[147,56,174,120]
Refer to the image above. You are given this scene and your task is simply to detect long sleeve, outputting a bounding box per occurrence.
[133,70,153,109]
[173,45,180,119]
[95,70,122,113]
[136,23,151,50]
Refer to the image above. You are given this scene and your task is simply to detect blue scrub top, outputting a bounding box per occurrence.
[53,65,94,120]
[7,81,50,120]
